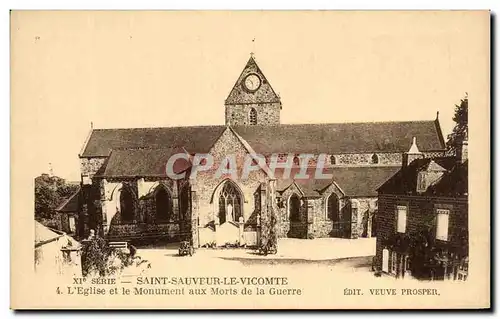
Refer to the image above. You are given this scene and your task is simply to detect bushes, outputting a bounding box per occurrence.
[81,237,134,277]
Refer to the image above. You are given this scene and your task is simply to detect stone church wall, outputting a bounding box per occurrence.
[351,197,378,238]
[225,102,281,126]
[262,151,444,168]
[80,157,107,178]
[96,177,184,242]
[193,127,268,246]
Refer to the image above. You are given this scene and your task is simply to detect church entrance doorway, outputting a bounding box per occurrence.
[214,180,243,246]
[218,181,242,225]
[287,194,307,239]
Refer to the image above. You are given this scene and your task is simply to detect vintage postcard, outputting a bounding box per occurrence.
[11,10,490,309]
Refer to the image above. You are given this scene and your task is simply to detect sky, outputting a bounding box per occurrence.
[10,11,489,181]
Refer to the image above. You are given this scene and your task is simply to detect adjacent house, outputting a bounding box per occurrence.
[34,221,82,276]
[375,137,468,280]
[55,187,82,238]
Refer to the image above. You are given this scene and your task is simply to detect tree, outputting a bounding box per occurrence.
[34,173,79,227]
[446,94,468,154]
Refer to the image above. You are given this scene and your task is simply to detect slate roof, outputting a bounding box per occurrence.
[377,157,468,196]
[35,221,80,248]
[427,161,468,196]
[35,221,64,246]
[98,147,192,178]
[276,166,400,197]
[80,126,226,157]
[55,188,80,213]
[233,120,445,155]
[81,120,445,158]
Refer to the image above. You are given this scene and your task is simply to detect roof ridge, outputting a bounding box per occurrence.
[268,119,437,126]
[55,187,81,211]
[93,124,226,131]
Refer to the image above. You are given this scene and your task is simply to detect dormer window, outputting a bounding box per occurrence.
[416,172,428,193]
[416,160,447,193]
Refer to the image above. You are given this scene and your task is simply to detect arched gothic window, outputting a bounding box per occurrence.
[327,194,340,221]
[120,187,135,223]
[155,186,172,221]
[218,181,242,224]
[288,194,301,222]
[249,108,257,125]
[371,154,379,164]
[330,155,336,165]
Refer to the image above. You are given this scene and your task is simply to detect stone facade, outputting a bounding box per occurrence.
[273,182,377,239]
[191,127,268,247]
[80,157,107,179]
[224,56,281,126]
[375,194,468,279]
[226,102,281,126]
[262,151,443,168]
[351,197,378,238]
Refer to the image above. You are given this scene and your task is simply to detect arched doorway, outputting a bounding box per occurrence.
[289,194,301,222]
[217,181,242,225]
[287,193,306,238]
[155,186,172,222]
[119,187,135,223]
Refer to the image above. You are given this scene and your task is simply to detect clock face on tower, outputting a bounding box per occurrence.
[243,73,261,92]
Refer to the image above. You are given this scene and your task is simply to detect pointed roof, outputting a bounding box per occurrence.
[407,136,421,154]
[80,125,226,157]
[225,55,281,105]
[377,157,467,196]
[275,166,400,197]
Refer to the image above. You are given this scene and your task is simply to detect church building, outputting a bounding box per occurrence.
[76,55,447,247]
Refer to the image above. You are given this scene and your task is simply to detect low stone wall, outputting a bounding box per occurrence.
[107,222,180,242]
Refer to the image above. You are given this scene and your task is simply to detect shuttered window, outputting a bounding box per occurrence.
[396,205,407,233]
[436,209,450,241]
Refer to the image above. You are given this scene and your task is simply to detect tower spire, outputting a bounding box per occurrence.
[251,38,256,57]
[48,162,54,177]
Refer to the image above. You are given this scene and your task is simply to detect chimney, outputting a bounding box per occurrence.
[402,137,423,168]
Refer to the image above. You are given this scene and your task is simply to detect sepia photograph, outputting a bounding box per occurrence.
[10,10,490,309]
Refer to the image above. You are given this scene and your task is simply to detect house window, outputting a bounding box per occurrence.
[416,172,427,193]
[120,187,135,223]
[155,186,172,221]
[436,209,450,241]
[396,205,407,233]
[249,108,257,125]
[371,154,379,164]
[68,216,76,233]
[293,156,300,166]
[288,194,301,222]
[326,194,340,222]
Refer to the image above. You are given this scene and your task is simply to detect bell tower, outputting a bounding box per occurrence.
[224,54,282,126]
